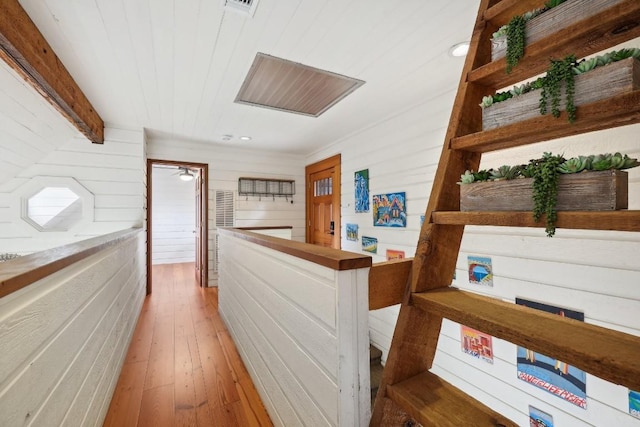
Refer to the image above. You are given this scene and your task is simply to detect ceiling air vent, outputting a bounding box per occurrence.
[224,0,258,17]
[235,53,365,117]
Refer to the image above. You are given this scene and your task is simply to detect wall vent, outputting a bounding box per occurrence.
[224,0,259,17]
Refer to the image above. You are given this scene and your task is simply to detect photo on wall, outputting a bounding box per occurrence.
[386,249,405,260]
[467,256,493,287]
[362,236,378,254]
[516,298,587,409]
[529,406,554,427]
[346,223,358,241]
[354,169,370,213]
[372,192,406,227]
[630,390,640,419]
[460,325,493,364]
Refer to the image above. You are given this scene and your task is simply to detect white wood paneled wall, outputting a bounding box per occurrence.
[151,166,195,264]
[0,231,146,426]
[218,232,370,427]
[308,90,640,425]
[148,138,305,284]
[0,125,146,255]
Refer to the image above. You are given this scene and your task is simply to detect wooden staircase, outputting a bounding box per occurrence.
[369,0,640,425]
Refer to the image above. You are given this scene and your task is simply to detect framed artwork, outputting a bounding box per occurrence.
[346,223,358,241]
[386,249,405,261]
[467,256,493,287]
[460,326,493,364]
[372,192,406,227]
[529,406,554,427]
[354,169,369,212]
[420,214,425,227]
[516,298,587,409]
[362,236,377,253]
[630,390,640,419]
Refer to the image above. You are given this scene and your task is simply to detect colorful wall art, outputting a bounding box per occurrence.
[529,406,554,427]
[516,299,587,409]
[460,326,493,364]
[362,236,378,253]
[386,249,405,260]
[354,169,369,212]
[630,390,640,419]
[346,223,358,241]
[467,256,493,287]
[372,192,406,227]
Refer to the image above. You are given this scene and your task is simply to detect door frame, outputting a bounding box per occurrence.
[146,158,209,294]
[305,153,341,249]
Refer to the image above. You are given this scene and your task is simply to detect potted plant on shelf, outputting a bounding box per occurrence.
[458,152,639,237]
[480,48,640,130]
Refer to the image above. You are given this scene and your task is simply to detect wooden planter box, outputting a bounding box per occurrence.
[460,170,628,212]
[482,57,640,130]
[491,0,621,61]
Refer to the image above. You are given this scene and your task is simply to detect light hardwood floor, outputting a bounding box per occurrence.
[103,263,273,427]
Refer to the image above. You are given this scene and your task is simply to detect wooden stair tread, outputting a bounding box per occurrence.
[450,91,640,153]
[411,288,640,391]
[387,371,517,427]
[431,210,640,232]
[472,0,640,90]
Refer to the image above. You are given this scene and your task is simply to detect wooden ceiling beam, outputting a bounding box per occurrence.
[0,0,104,143]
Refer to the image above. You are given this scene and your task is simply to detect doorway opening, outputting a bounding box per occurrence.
[146,159,209,294]
[305,154,341,249]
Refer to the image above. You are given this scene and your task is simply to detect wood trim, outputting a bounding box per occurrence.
[0,228,141,299]
[412,288,640,391]
[369,259,412,310]
[0,0,104,143]
[218,227,371,271]
[146,159,209,293]
[237,226,293,230]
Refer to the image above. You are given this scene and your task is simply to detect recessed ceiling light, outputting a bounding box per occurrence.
[449,42,470,57]
[239,136,252,141]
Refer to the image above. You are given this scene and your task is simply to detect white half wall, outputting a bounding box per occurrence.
[218,230,370,426]
[151,166,195,264]
[0,230,146,426]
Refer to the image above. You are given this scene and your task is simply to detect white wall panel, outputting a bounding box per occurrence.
[0,231,146,426]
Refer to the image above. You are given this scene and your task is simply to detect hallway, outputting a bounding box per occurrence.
[103,263,273,426]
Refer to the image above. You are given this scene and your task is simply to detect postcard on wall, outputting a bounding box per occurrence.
[354,169,370,213]
[420,214,425,226]
[460,325,493,364]
[346,223,358,241]
[362,236,377,254]
[372,192,406,227]
[516,298,587,409]
[467,256,493,287]
[630,390,640,419]
[386,249,405,261]
[529,406,554,427]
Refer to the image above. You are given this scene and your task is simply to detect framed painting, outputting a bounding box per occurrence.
[386,249,405,260]
[362,236,377,253]
[346,223,358,241]
[372,192,406,227]
[354,169,369,212]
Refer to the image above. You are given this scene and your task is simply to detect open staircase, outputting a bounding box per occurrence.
[369,0,640,425]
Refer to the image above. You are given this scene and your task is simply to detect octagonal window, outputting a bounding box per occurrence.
[25,187,83,231]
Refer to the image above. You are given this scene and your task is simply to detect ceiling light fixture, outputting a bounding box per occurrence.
[239,136,252,141]
[449,42,470,57]
[222,134,233,141]
[179,168,195,181]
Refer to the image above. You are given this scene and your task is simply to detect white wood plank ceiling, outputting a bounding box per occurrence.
[12,0,479,154]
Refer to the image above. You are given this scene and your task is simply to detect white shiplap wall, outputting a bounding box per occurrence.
[218,231,370,427]
[307,88,640,424]
[151,166,195,264]
[0,126,145,255]
[147,138,306,284]
[0,230,146,426]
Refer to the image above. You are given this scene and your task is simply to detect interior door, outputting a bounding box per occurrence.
[306,154,341,249]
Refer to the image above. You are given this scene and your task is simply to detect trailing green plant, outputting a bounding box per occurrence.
[539,55,577,122]
[458,152,640,237]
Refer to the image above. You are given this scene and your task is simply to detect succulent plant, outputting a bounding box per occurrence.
[573,57,598,75]
[620,154,640,169]
[490,165,521,180]
[473,170,492,182]
[458,170,476,185]
[591,153,613,171]
[558,156,589,173]
[479,96,494,109]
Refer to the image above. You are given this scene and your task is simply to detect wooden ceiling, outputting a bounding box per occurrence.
[6,0,480,154]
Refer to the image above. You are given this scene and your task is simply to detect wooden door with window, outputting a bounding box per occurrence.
[306,154,341,249]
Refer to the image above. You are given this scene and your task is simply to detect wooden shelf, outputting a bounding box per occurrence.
[387,371,517,427]
[431,210,640,232]
[451,91,640,153]
[411,288,640,391]
[472,0,640,90]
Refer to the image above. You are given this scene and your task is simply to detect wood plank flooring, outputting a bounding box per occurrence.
[103,263,273,427]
